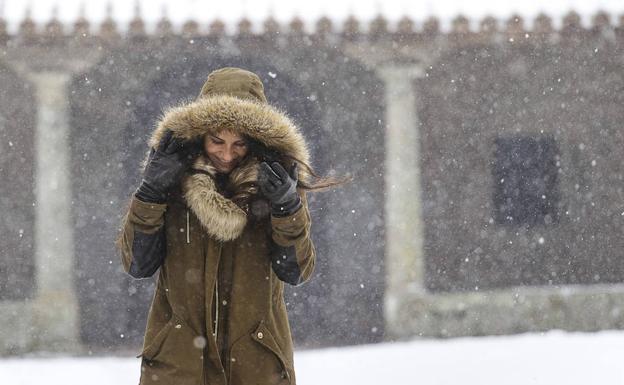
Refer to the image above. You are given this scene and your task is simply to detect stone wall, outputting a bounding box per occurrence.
[1,9,623,354]
[0,63,36,301]
[419,37,624,292]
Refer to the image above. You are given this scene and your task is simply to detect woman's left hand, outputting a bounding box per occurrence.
[258,161,302,216]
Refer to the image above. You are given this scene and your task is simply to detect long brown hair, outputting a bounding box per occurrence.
[246,137,352,192]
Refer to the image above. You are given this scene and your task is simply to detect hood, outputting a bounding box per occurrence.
[148,94,310,167]
[143,93,312,242]
[197,67,268,103]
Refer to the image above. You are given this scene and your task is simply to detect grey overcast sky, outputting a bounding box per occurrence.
[1,0,623,32]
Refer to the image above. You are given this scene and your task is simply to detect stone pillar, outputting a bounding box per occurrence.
[376,65,426,336]
[28,72,80,351]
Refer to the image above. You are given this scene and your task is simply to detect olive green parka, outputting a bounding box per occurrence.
[115,68,316,385]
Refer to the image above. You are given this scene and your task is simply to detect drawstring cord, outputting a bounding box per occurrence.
[186,209,190,244]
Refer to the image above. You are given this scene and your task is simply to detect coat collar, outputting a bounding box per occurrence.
[182,157,247,241]
[144,95,310,241]
[181,154,264,242]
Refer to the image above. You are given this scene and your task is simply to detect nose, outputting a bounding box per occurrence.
[221,149,235,162]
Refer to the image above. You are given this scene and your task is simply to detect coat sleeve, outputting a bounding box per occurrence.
[269,189,316,286]
[115,195,168,279]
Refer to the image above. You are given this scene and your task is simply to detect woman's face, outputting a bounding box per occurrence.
[204,130,249,174]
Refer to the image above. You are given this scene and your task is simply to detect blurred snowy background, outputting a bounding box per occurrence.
[2,0,624,383]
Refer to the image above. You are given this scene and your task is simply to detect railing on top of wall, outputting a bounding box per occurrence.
[0,9,623,47]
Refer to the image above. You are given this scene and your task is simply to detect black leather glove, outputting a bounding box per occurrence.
[135,130,201,203]
[258,161,302,217]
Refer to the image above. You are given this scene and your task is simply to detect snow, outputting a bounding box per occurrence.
[2,329,623,384]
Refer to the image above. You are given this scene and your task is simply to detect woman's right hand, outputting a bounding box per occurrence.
[135,130,201,203]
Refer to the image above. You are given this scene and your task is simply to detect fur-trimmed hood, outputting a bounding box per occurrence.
[144,94,312,242]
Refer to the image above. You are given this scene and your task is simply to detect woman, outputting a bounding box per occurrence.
[116,67,347,385]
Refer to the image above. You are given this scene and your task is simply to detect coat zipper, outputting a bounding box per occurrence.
[186,209,190,244]
[213,279,219,342]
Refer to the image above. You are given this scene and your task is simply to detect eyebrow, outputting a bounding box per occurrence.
[209,134,246,144]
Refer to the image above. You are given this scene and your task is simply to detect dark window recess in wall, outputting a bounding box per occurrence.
[493,135,560,226]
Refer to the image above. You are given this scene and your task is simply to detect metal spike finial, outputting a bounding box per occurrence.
[181,19,199,37]
[19,2,37,40]
[589,10,610,35]
[24,3,33,19]
[397,16,415,35]
[100,2,119,39]
[289,16,304,34]
[156,4,173,37]
[134,0,141,18]
[533,12,553,35]
[505,13,525,35]
[0,0,6,40]
[369,13,388,37]
[209,18,225,36]
[237,17,252,35]
[315,16,333,35]
[479,15,498,34]
[343,14,359,39]
[133,0,142,21]
[563,9,581,28]
[46,4,64,38]
[129,0,145,37]
[105,2,113,19]
[263,15,280,35]
[451,14,470,34]
[73,2,90,38]
[592,10,610,27]
[422,16,440,35]
[51,4,59,20]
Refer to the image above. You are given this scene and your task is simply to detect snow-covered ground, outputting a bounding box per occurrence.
[2,329,623,385]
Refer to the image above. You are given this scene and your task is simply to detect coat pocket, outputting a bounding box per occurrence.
[137,316,175,359]
[138,313,205,365]
[135,316,171,359]
[230,320,293,385]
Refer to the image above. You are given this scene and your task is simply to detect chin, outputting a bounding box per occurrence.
[219,165,234,173]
